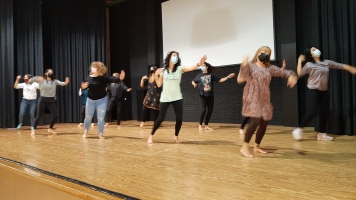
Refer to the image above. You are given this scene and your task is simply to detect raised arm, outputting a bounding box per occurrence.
[182,55,207,72]
[28,76,44,84]
[237,56,249,84]
[154,68,163,87]
[297,55,305,77]
[56,77,69,86]
[219,73,235,83]
[342,64,356,74]
[14,75,21,89]
[140,75,148,88]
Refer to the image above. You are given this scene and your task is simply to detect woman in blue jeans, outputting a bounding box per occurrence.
[14,74,39,133]
[81,61,125,139]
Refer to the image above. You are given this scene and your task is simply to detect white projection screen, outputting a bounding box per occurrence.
[162,0,275,66]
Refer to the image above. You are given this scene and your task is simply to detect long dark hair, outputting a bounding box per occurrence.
[204,62,218,73]
[304,46,324,63]
[164,51,181,73]
[45,68,55,80]
[149,66,158,77]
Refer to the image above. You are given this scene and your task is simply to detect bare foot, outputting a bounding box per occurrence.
[82,132,87,139]
[239,129,245,135]
[78,123,83,127]
[91,123,95,126]
[48,128,57,134]
[198,125,204,131]
[203,126,213,130]
[99,134,105,139]
[104,123,108,127]
[254,146,268,154]
[117,125,121,129]
[140,122,144,128]
[31,130,35,136]
[174,136,180,144]
[147,135,153,144]
[240,148,254,158]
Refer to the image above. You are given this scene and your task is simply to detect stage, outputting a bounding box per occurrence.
[1,121,356,199]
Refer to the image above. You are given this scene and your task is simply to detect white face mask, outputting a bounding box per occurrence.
[91,67,97,73]
[313,49,321,57]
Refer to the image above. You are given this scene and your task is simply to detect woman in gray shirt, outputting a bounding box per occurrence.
[292,46,356,141]
[28,69,69,135]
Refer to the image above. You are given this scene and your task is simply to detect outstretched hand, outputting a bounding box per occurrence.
[241,56,249,68]
[127,88,132,92]
[65,77,70,85]
[227,73,235,79]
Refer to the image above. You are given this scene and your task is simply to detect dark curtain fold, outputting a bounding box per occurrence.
[14,0,44,126]
[0,0,16,128]
[42,0,107,123]
[297,0,356,135]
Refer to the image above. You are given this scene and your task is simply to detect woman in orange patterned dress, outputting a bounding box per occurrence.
[237,46,298,158]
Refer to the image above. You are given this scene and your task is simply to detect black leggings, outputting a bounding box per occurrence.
[151,100,183,136]
[240,117,250,129]
[106,100,123,125]
[300,89,328,133]
[142,106,159,122]
[81,104,96,123]
[199,95,214,125]
[244,118,268,145]
[34,100,58,129]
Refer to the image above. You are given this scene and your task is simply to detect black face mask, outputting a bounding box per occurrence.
[258,53,269,63]
[149,70,154,74]
[47,73,54,79]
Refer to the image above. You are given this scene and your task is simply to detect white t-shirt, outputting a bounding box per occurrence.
[160,66,184,102]
[16,83,39,100]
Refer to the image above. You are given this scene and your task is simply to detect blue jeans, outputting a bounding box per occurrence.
[84,96,107,135]
[19,99,37,127]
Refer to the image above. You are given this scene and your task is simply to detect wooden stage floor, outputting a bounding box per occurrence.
[1,121,356,200]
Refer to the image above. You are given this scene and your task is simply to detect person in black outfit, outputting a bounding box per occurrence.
[105,72,132,129]
[192,62,235,131]
[139,66,162,127]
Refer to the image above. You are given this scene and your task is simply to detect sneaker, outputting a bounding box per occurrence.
[17,123,23,129]
[292,128,303,140]
[239,129,245,135]
[317,133,333,141]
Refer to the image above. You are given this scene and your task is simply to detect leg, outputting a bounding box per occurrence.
[254,119,269,154]
[79,104,86,126]
[116,100,122,128]
[240,118,261,158]
[105,100,115,126]
[92,109,97,125]
[199,96,207,130]
[148,102,170,143]
[292,89,320,140]
[17,100,28,129]
[46,102,59,133]
[96,96,108,137]
[29,100,36,129]
[204,96,214,130]
[239,117,250,135]
[33,100,46,129]
[172,100,183,143]
[83,98,96,137]
[141,106,149,127]
[317,91,333,140]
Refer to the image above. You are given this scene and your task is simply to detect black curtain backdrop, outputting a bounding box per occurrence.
[296,0,356,135]
[42,0,107,124]
[0,0,16,128]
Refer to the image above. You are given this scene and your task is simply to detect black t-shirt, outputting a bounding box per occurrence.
[85,75,121,100]
[193,73,221,96]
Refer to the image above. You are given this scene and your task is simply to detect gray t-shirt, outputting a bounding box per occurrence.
[29,77,66,98]
[301,60,344,91]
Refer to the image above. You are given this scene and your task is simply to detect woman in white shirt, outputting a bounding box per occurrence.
[147,51,207,144]
[14,74,39,133]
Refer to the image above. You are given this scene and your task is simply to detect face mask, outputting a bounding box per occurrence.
[313,49,321,57]
[171,56,178,64]
[200,66,207,71]
[47,73,54,79]
[149,70,154,74]
[91,67,97,73]
[24,79,28,83]
[258,53,269,62]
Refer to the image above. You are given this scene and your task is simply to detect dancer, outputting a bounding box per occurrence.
[237,46,298,158]
[292,46,356,141]
[29,69,69,135]
[191,62,235,131]
[14,74,39,132]
[105,72,132,129]
[147,51,207,144]
[81,62,125,139]
[78,87,96,127]
[140,66,161,127]
[238,64,286,135]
